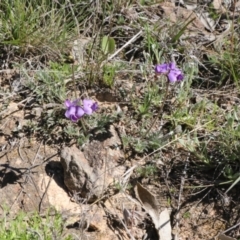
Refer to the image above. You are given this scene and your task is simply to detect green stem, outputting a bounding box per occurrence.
[80,118,87,135]
[72,64,77,99]
[143,78,170,138]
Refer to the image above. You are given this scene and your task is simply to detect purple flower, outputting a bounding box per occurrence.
[64,98,98,122]
[155,62,184,83]
[64,100,85,122]
[155,63,169,74]
[83,99,98,115]
[168,69,184,82]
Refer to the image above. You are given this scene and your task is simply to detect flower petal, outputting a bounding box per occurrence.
[83,99,94,107]
[65,106,76,119]
[155,63,169,74]
[83,99,94,115]
[70,115,79,122]
[168,71,177,83]
[168,62,176,70]
[65,110,71,119]
[91,102,98,112]
[64,99,72,108]
[168,68,184,82]
[84,107,93,115]
[177,73,184,81]
[76,106,85,118]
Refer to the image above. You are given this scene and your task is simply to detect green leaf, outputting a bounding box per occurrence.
[171,16,195,43]
[101,36,115,55]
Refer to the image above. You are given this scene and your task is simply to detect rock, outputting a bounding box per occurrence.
[0,184,22,216]
[60,146,94,200]
[60,126,125,202]
[38,173,118,240]
[38,173,82,215]
[102,125,122,147]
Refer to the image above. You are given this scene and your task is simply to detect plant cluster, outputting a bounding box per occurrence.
[0,208,73,240]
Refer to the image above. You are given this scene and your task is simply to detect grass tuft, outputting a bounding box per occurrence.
[0,208,73,240]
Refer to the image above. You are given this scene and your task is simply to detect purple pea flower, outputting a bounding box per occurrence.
[155,62,184,83]
[168,69,184,82]
[82,99,98,115]
[155,63,169,74]
[65,99,85,122]
[64,98,98,122]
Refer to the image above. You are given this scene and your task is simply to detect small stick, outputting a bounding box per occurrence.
[107,30,142,61]
[39,174,54,213]
[174,153,189,239]
[221,221,240,235]
[225,174,240,194]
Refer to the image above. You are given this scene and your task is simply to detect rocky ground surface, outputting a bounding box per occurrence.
[1,0,240,239]
[0,100,238,240]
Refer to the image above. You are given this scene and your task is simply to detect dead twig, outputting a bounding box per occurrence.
[174,153,189,240]
[105,30,142,63]
[39,173,54,213]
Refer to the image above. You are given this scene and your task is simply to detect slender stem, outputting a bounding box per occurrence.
[143,78,170,138]
[72,64,77,99]
[230,0,237,52]
[79,118,87,135]
[72,62,87,135]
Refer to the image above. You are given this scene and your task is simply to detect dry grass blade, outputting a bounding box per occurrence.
[134,182,172,239]
[218,233,237,240]
[107,30,142,61]
[134,182,159,224]
[159,209,171,240]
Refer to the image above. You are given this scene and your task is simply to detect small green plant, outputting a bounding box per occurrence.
[136,164,158,178]
[216,108,240,164]
[135,83,161,118]
[101,36,116,55]
[132,139,149,153]
[208,35,240,87]
[143,25,163,63]
[102,63,116,87]
[183,211,191,219]
[137,93,153,118]
[77,133,90,146]
[146,132,167,150]
[208,3,221,21]
[49,61,75,74]
[0,208,73,240]
[22,66,68,104]
[143,62,184,137]
[113,180,132,192]
[0,0,78,58]
[94,114,118,134]
[121,135,131,150]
